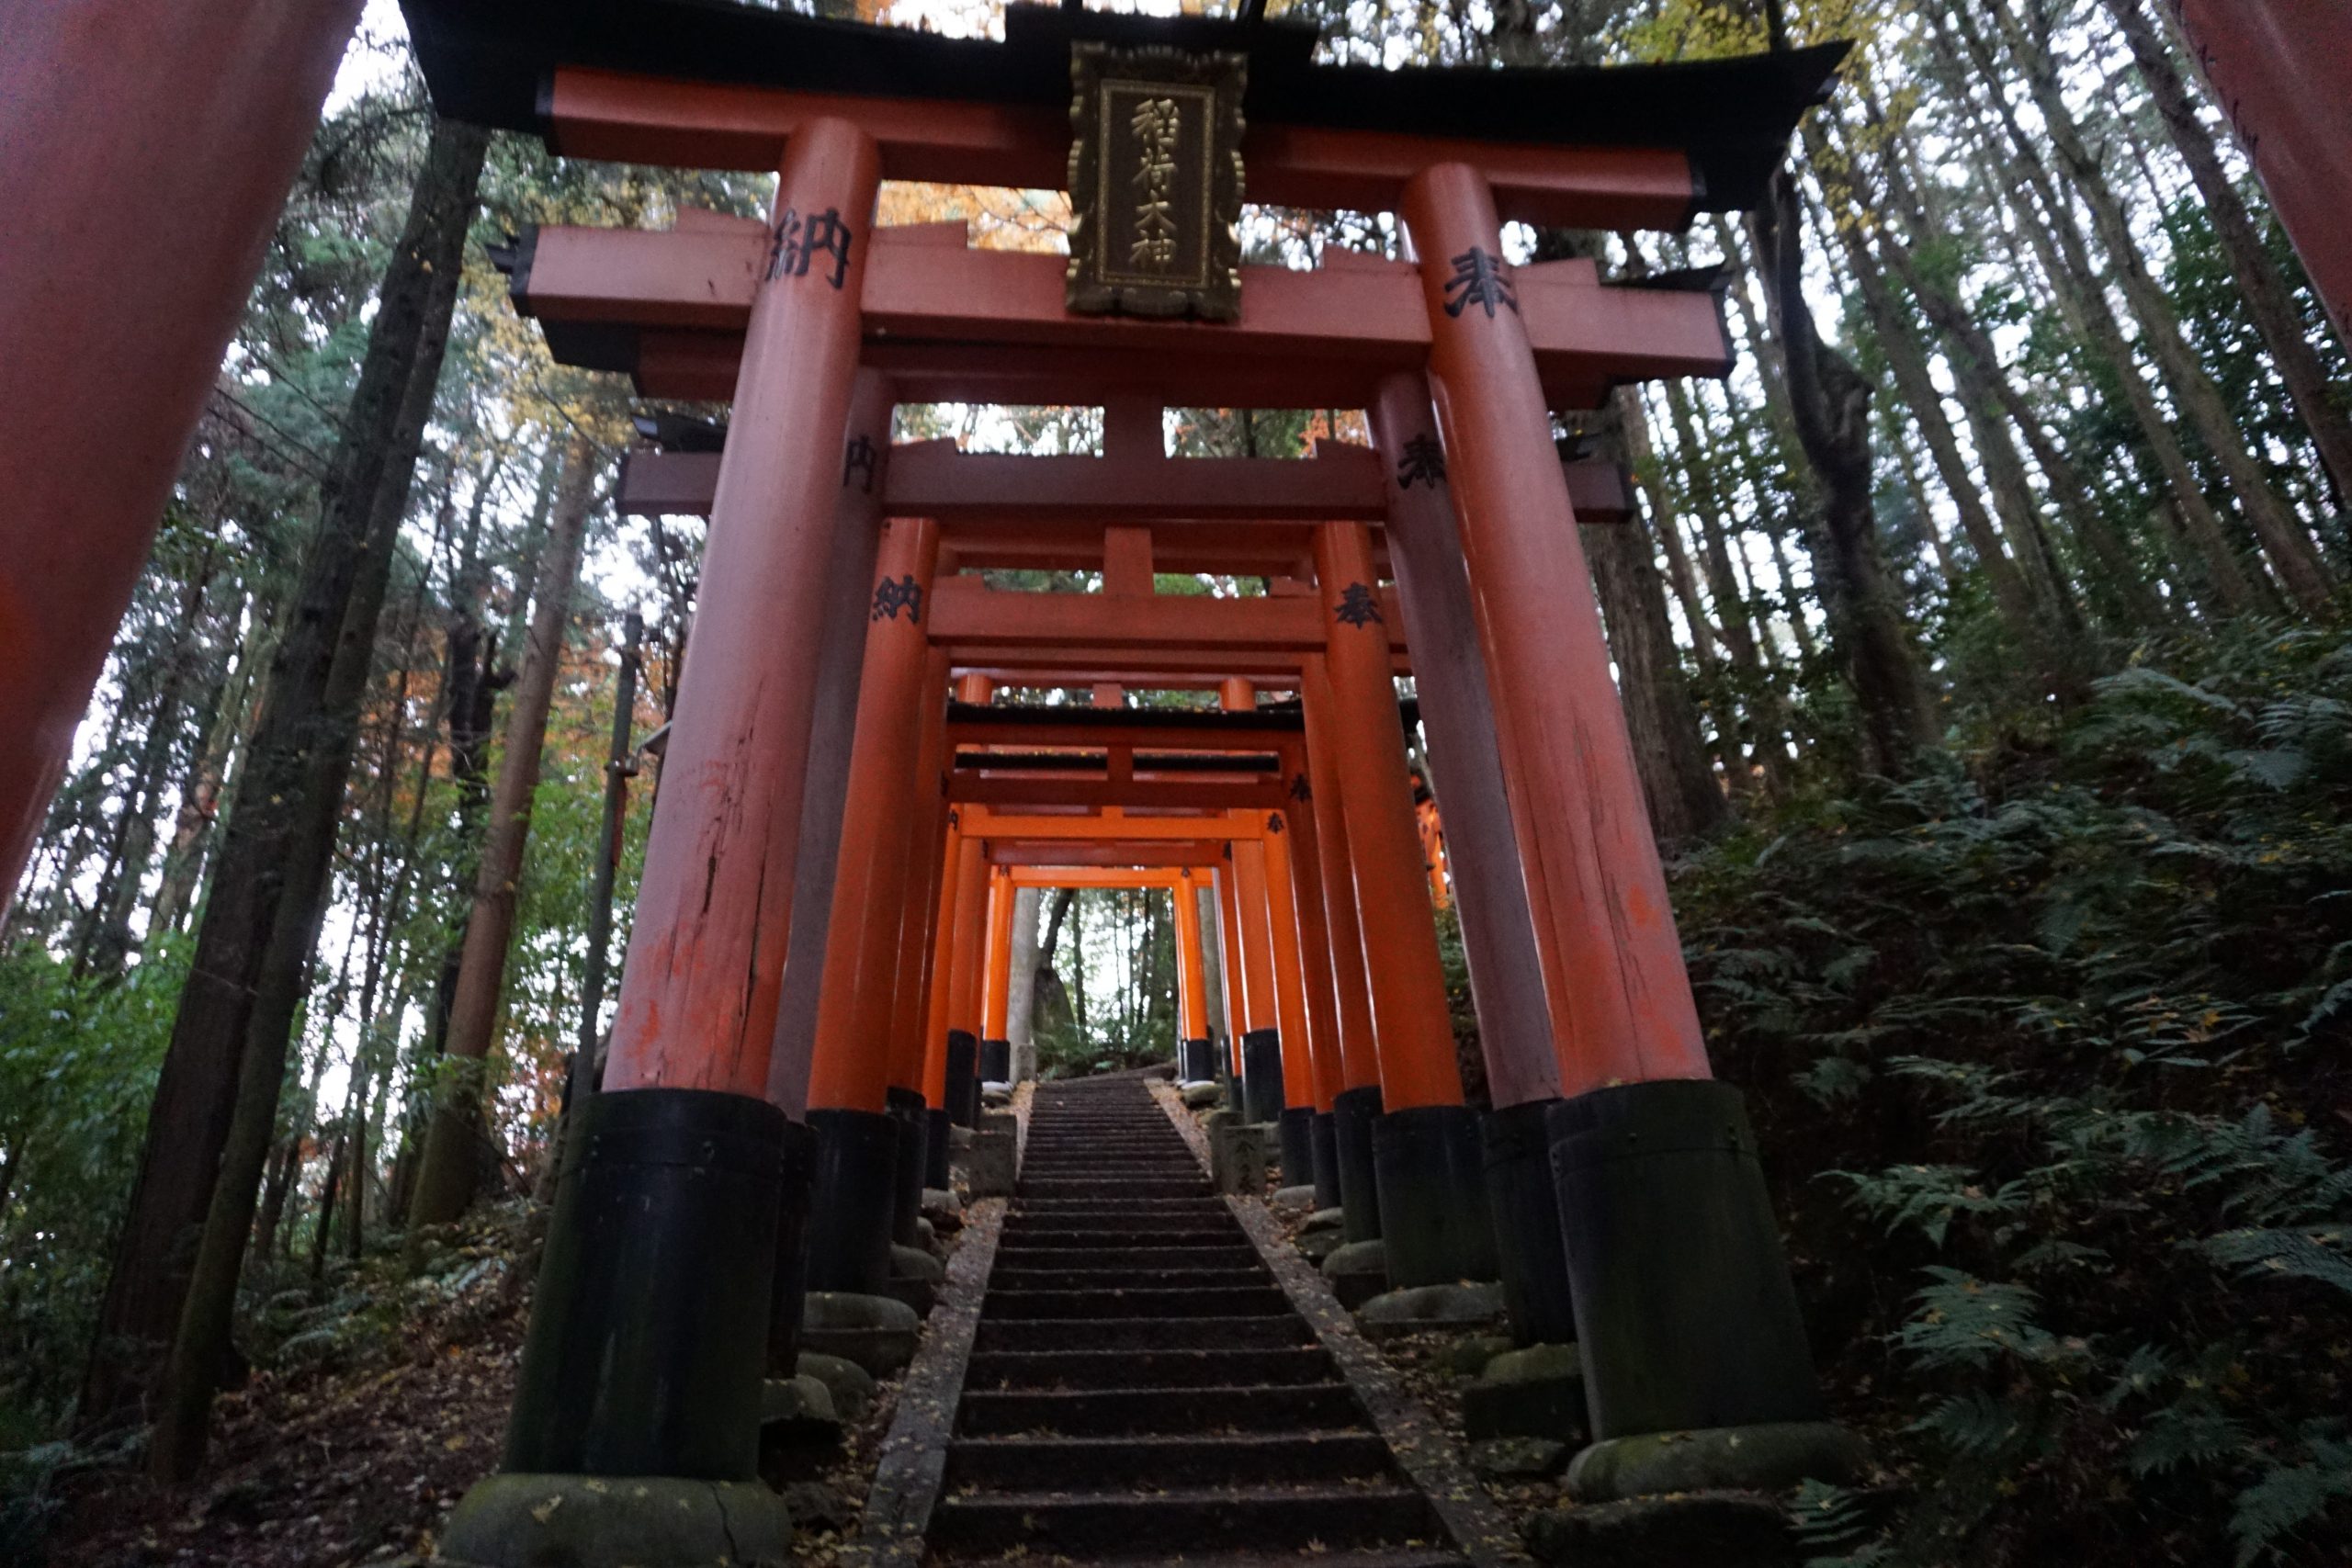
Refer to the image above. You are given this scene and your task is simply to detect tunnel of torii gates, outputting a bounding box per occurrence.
[19,0,1887,1540]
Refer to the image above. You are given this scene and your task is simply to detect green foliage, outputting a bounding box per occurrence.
[0,940,190,1426]
[1675,621,2352,1565]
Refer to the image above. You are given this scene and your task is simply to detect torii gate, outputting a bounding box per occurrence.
[383,4,1848,1555]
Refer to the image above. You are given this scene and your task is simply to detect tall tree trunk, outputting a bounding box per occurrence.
[1982,0,2335,611]
[1931,7,2272,615]
[1750,168,1937,774]
[121,116,490,1471]
[2104,0,2352,515]
[1005,886,1042,1080]
[406,435,600,1236]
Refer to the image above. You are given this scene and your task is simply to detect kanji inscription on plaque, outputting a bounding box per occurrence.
[1067,43,1245,321]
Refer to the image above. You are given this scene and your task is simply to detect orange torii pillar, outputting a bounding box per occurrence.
[1212,860,1250,1086]
[0,0,359,903]
[483,119,880,1535]
[1219,681,1289,1130]
[1311,520,1495,1291]
[1172,868,1213,1071]
[798,514,940,1302]
[890,654,958,1192]
[1257,812,1320,1187]
[1298,657,1386,1241]
[1406,167,1825,1447]
[1372,373,1573,1346]
[1270,748,1351,1211]
[978,863,1018,1084]
[929,676,994,1134]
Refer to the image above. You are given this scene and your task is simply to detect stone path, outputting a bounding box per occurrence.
[922,1075,1471,1565]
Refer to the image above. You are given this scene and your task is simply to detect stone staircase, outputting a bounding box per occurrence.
[925,1075,1468,1566]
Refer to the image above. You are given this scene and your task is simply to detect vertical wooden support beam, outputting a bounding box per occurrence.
[1399,166,1708,1094]
[1214,863,1249,1075]
[1297,660,1380,1095]
[1173,867,1210,1042]
[1368,373,1561,1111]
[1258,815,1315,1110]
[488,120,881,1523]
[980,864,1017,1041]
[1403,161,1828,1449]
[888,650,955,1105]
[1310,522,1461,1112]
[805,515,941,1116]
[767,374,898,1120]
[605,119,884,1098]
[0,0,360,898]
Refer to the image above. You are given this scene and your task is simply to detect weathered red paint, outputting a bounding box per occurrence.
[602,118,883,1097]
[805,515,941,1115]
[2176,0,2352,338]
[1370,375,1562,1110]
[1311,524,1464,1112]
[548,66,1696,230]
[0,0,361,903]
[1297,658,1383,1095]
[515,222,1729,407]
[1404,162,1712,1094]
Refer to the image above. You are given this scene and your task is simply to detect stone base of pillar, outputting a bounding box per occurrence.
[803,1108,899,1297]
[1565,1419,1869,1504]
[1480,1099,1577,1348]
[497,1088,785,1486]
[1240,1028,1285,1124]
[979,1036,1012,1084]
[438,1473,789,1567]
[1309,1111,1342,1211]
[924,1106,951,1189]
[945,1030,980,1126]
[766,1118,816,1377]
[884,1087,928,1247]
[1330,1084,1385,1243]
[1177,1037,1216,1082]
[1277,1106,1317,1189]
[1547,1080,1824,1438]
[1371,1103,1498,1289]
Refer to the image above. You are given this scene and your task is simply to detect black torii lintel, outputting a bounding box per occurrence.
[400,0,1849,214]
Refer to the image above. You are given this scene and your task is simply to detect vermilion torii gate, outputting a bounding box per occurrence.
[388,3,1849,1557]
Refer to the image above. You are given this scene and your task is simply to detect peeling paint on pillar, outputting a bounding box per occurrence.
[603,118,883,1097]
[1402,161,1711,1094]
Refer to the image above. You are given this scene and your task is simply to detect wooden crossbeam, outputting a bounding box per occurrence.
[616,443,1637,526]
[965,808,1266,841]
[545,68,1701,231]
[984,841,1229,868]
[514,224,1730,407]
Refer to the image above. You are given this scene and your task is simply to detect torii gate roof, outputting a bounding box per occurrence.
[402,0,1846,214]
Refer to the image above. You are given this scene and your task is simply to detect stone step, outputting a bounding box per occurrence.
[1011,1197,1229,1213]
[973,1315,1313,1352]
[965,1347,1335,1390]
[944,1430,1395,1488]
[988,1266,1271,1292]
[927,1483,1440,1557]
[1020,1180,1213,1200]
[999,1221,1238,1242]
[993,1245,1261,1271]
[956,1382,1366,1437]
[983,1285,1293,1319]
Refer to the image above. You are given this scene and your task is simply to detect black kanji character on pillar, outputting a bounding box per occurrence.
[767,207,855,288]
[842,434,877,492]
[871,575,923,624]
[1442,247,1519,319]
[1289,773,1311,804]
[1266,813,1284,834]
[1394,434,1447,490]
[1333,582,1385,627]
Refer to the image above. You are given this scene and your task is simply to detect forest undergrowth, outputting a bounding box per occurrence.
[1670,619,2352,1564]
